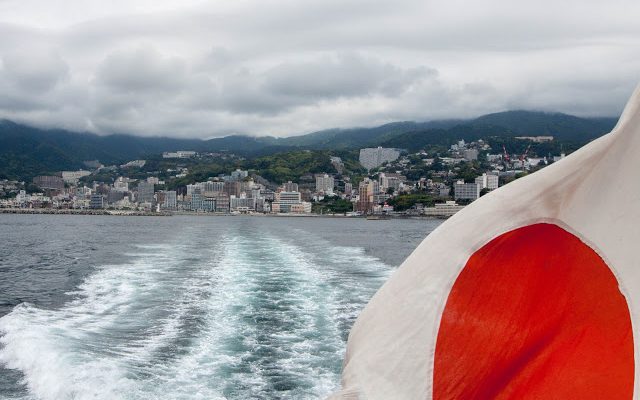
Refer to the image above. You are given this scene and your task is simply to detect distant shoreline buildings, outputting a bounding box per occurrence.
[1,134,568,219]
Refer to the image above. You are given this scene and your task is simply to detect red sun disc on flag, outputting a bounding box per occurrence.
[433,223,634,399]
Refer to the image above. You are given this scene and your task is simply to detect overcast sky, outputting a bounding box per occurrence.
[0,0,638,138]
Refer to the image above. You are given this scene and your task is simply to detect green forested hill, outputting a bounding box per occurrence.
[471,110,617,141]
[0,110,618,181]
[380,111,617,153]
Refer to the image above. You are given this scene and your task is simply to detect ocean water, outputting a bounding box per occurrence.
[0,214,441,400]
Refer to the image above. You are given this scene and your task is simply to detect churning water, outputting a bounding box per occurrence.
[0,215,440,399]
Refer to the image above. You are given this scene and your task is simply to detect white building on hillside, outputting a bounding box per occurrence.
[454,181,480,201]
[359,147,401,170]
[315,174,334,195]
[475,173,499,191]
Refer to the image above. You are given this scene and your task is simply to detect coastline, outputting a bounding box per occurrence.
[0,208,171,217]
[0,208,448,219]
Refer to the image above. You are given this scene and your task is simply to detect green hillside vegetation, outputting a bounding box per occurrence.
[244,150,365,184]
[387,194,437,211]
[312,196,355,214]
[472,110,616,140]
[0,111,618,182]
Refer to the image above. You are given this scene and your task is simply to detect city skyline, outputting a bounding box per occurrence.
[1,136,560,218]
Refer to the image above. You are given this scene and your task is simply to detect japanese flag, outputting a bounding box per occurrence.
[330,86,640,399]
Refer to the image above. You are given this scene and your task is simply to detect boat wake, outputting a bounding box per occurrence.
[0,228,391,399]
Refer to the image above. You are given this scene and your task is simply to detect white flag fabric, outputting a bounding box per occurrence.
[330,86,640,399]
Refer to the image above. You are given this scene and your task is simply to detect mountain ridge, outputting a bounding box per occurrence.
[0,110,619,180]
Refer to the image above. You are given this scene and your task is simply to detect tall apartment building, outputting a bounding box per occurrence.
[202,198,216,212]
[212,192,230,213]
[113,177,130,192]
[475,173,499,191]
[189,187,206,211]
[359,147,401,170]
[379,173,403,192]
[344,182,353,196]
[454,181,480,201]
[61,170,90,185]
[89,194,104,209]
[230,195,257,212]
[33,175,64,191]
[204,181,225,193]
[162,151,196,158]
[357,178,379,214]
[163,191,177,210]
[283,181,298,192]
[137,181,155,204]
[186,184,199,196]
[315,174,334,194]
[224,181,241,197]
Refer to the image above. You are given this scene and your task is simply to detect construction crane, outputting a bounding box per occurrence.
[519,144,531,163]
[502,145,511,163]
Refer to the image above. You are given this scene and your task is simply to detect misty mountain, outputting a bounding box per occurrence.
[471,110,617,141]
[380,111,618,152]
[277,120,463,149]
[0,111,619,180]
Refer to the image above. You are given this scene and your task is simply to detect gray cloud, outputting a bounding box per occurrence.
[96,47,186,93]
[263,53,433,99]
[0,0,638,138]
[1,50,69,92]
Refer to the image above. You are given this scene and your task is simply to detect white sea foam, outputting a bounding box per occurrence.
[0,230,391,400]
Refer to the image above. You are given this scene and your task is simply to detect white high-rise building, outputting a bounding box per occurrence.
[204,181,225,193]
[230,195,257,212]
[359,147,401,170]
[186,184,203,196]
[379,173,402,192]
[475,173,499,191]
[113,177,130,192]
[61,170,91,185]
[315,174,334,194]
[163,191,177,210]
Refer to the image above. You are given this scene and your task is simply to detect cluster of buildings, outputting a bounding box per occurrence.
[452,173,500,201]
[177,169,313,214]
[3,165,408,215]
[2,168,322,214]
[1,174,162,210]
[2,138,566,218]
[355,172,404,214]
[0,179,22,198]
[361,138,566,214]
